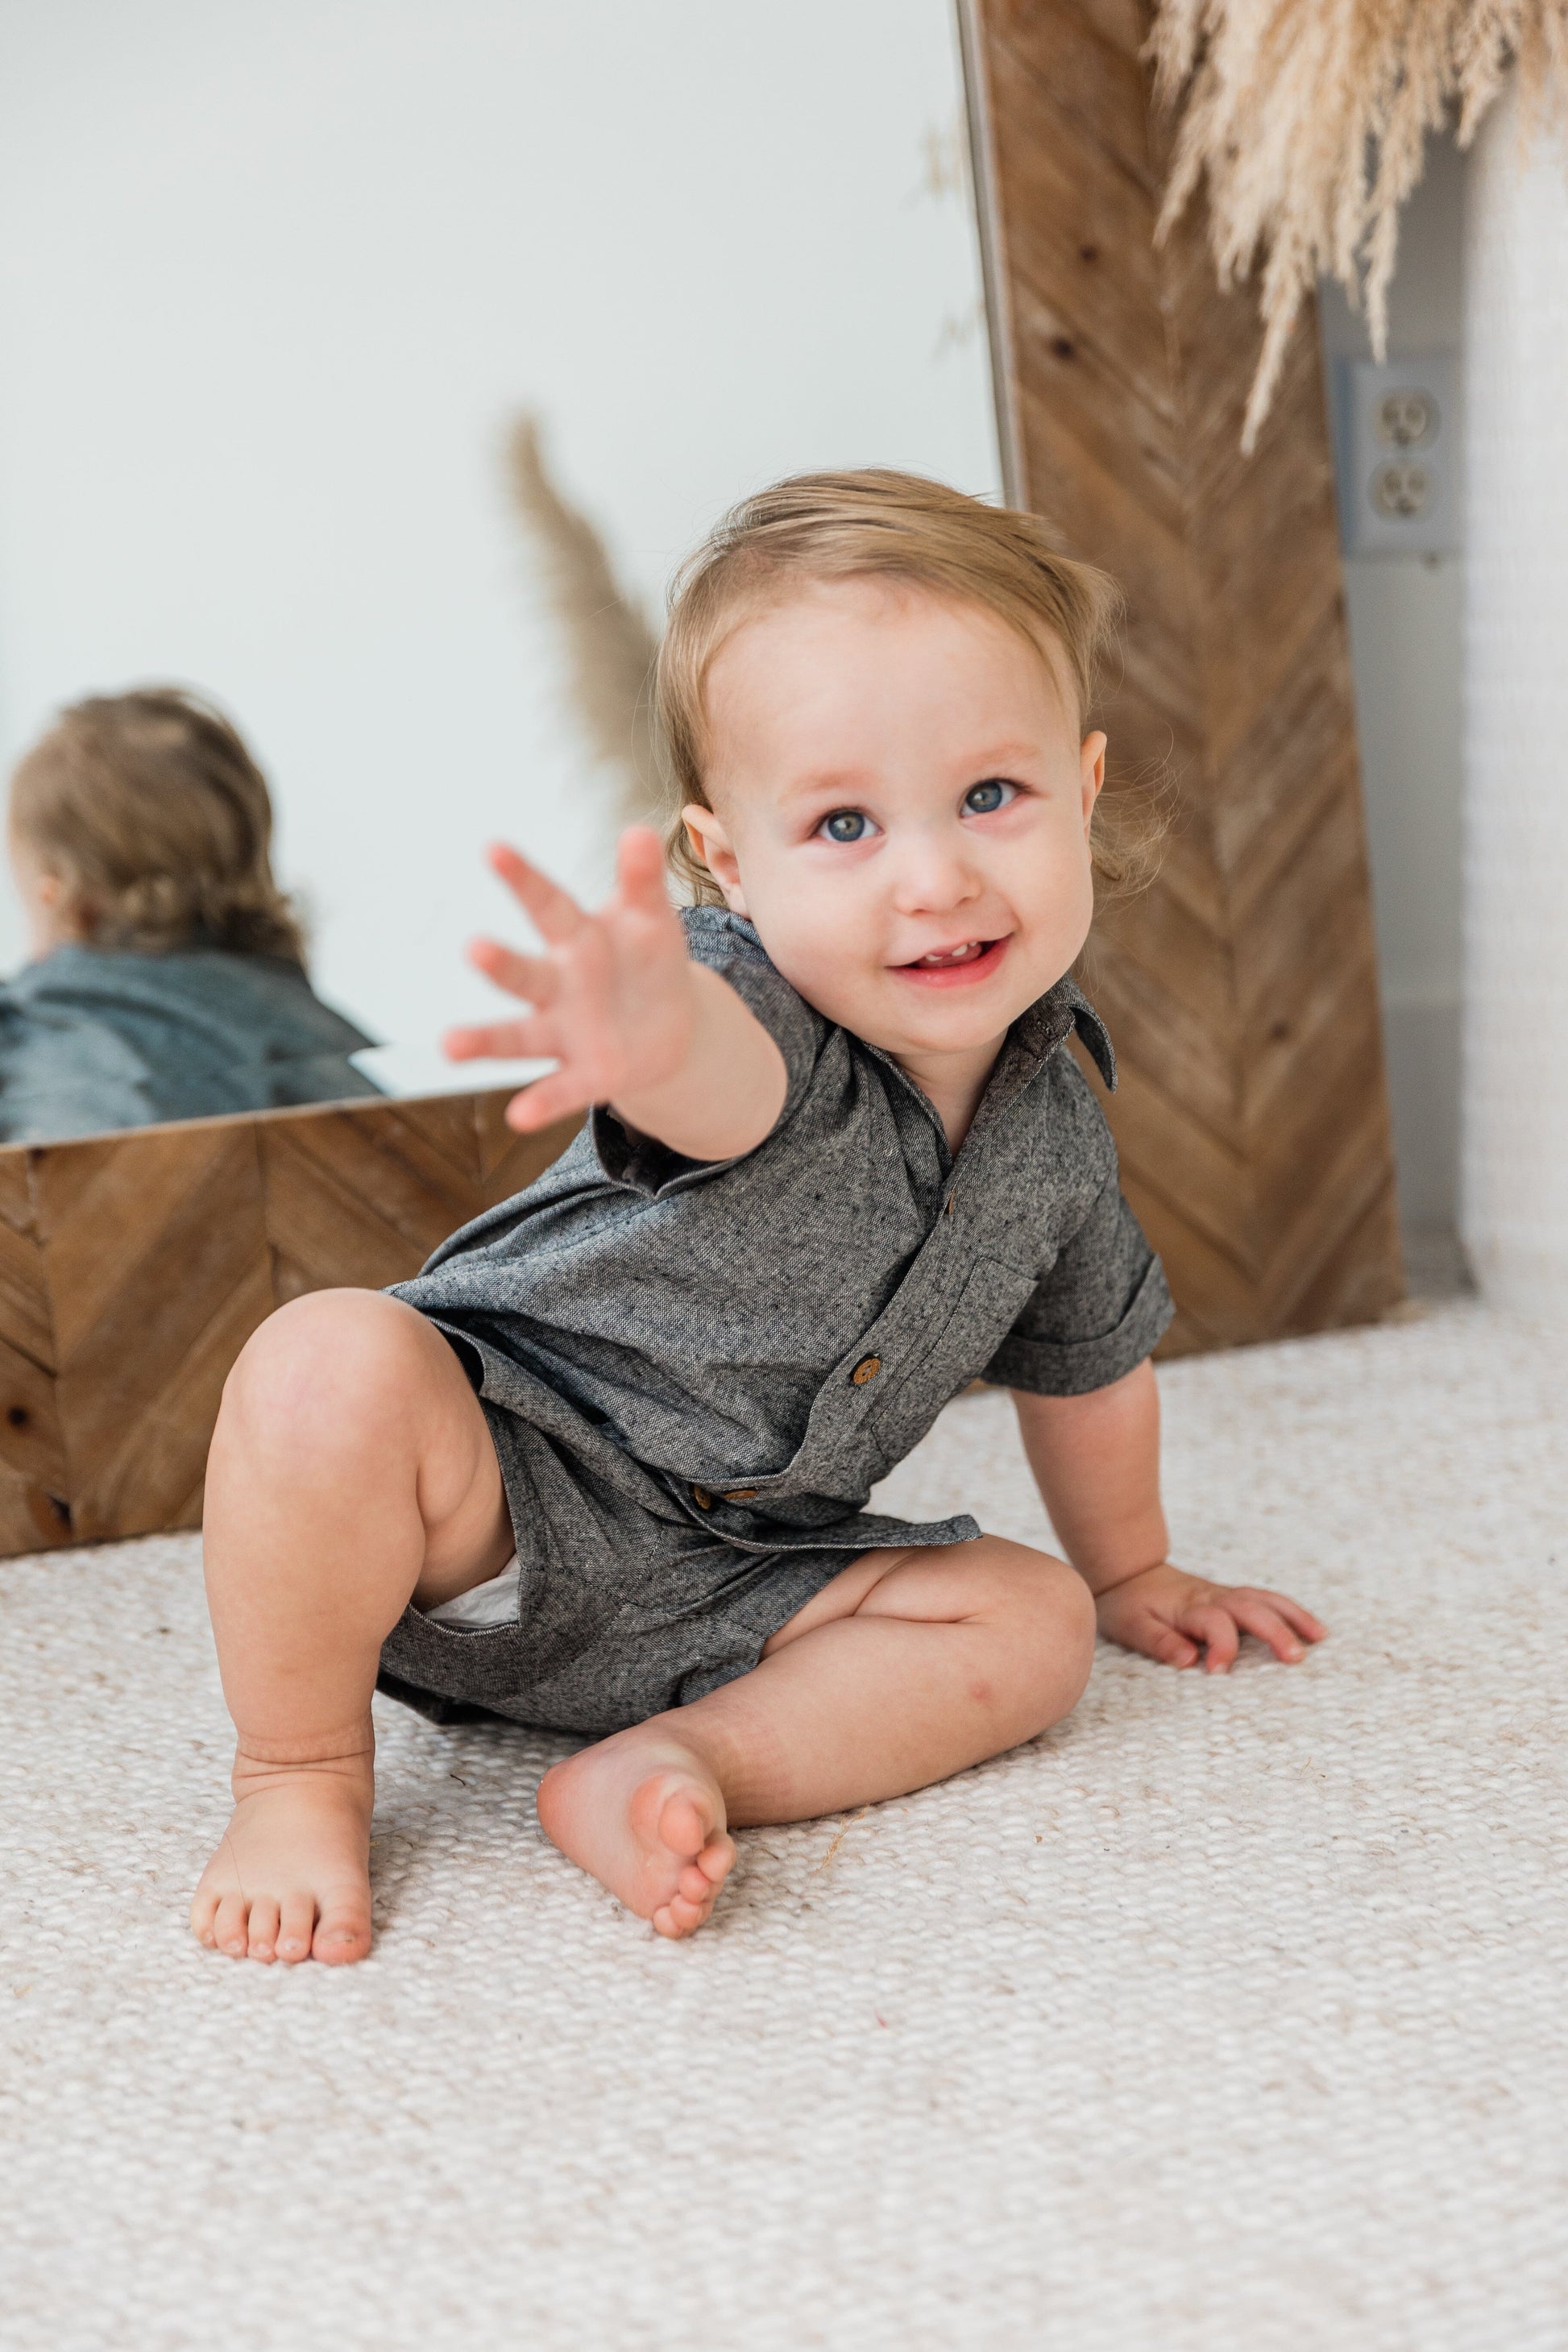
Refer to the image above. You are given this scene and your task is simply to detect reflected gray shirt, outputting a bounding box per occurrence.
[395,908,1172,1549]
[0,944,381,1143]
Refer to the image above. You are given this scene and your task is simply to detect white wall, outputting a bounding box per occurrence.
[1460,96,1568,1311]
[1319,135,1467,1241]
[0,1,998,1089]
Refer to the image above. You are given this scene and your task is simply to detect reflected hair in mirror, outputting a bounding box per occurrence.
[9,687,305,962]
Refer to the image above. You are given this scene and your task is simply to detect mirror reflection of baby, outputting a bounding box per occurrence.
[1,687,380,1140]
[191,471,1325,1964]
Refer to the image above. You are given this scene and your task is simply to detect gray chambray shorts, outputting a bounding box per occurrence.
[375,1329,973,1738]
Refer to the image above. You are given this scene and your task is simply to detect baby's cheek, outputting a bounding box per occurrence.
[795,935,873,1015]
[762,912,880,1027]
[1034,841,1096,934]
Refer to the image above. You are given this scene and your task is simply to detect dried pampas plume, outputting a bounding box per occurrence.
[1151,0,1568,448]
[505,416,662,822]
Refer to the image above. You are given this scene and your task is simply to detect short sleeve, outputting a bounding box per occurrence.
[680,911,827,1120]
[589,909,829,1197]
[984,1175,1174,1396]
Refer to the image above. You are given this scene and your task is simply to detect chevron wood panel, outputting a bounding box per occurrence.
[38,1122,273,1541]
[964,0,1403,1352]
[0,1090,581,1558]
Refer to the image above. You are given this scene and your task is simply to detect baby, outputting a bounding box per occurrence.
[190,470,1324,1963]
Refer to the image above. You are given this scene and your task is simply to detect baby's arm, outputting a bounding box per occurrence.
[1013,1361,1325,1673]
[445,828,786,1159]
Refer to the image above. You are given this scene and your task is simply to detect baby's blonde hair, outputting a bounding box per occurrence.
[10,687,305,961]
[653,468,1148,906]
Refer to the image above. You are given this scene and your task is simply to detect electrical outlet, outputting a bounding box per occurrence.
[1333,353,1460,558]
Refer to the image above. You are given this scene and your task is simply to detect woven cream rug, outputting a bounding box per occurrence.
[4,1298,1566,2351]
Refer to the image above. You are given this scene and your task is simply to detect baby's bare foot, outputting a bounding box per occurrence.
[189,1736,375,1965]
[537,1730,736,1938]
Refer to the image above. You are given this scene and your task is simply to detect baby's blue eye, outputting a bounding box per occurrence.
[819,809,874,843]
[964,778,1015,815]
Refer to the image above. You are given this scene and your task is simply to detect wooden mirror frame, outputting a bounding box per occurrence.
[0,1092,580,1559]
[0,2,1404,1563]
[959,0,1404,1353]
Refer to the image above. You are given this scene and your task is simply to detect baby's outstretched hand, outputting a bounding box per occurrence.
[1094,1562,1325,1674]
[445,828,695,1134]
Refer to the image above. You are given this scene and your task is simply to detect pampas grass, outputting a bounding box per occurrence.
[1150,0,1568,447]
[505,416,662,822]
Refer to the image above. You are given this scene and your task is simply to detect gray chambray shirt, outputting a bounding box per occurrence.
[380,907,1172,1735]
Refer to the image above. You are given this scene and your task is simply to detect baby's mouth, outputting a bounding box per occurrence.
[912,940,988,969]
[893,935,1009,984]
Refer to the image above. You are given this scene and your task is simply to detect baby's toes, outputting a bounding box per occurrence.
[311,1894,372,1965]
[276,1893,315,1964]
[657,1788,713,1861]
[213,1891,251,1958]
[189,1888,222,1948]
[652,1892,711,1939]
[697,1833,735,1886]
[246,1897,281,1962]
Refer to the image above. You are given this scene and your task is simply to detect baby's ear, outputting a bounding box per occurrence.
[681,804,748,915]
[1079,731,1107,825]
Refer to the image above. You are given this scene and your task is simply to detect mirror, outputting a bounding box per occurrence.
[0,0,999,1136]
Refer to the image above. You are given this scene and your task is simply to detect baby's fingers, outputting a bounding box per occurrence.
[467,935,561,1006]
[1262,1591,1328,1645]
[1180,1604,1239,1676]
[504,1072,591,1133]
[1144,1623,1201,1669]
[486,841,587,945]
[615,825,674,915]
[444,1018,545,1063]
[1225,1591,1317,1665]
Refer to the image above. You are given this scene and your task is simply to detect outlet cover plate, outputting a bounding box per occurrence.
[1334,352,1461,558]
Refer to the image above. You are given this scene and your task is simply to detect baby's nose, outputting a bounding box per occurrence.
[889,837,981,913]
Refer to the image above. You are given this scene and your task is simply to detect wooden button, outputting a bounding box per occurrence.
[851,1354,881,1385]
[691,1483,713,1508]
[723,1487,757,1503]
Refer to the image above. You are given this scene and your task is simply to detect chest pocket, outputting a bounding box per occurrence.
[863,1251,1039,1471]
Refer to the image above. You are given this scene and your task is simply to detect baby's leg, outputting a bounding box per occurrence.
[537,1537,1096,1938]
[189,1291,512,1965]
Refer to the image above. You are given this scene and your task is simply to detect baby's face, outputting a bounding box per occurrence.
[687,580,1105,1068]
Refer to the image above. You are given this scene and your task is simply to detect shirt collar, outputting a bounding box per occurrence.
[1014,975,1116,1088]
[956,975,1114,1146]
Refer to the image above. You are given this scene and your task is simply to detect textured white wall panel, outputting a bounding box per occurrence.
[1462,93,1568,1307]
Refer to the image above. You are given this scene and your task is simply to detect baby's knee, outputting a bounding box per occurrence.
[1044,1555,1097,1674]
[218,1289,433,1462]
[998,1545,1097,1719]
